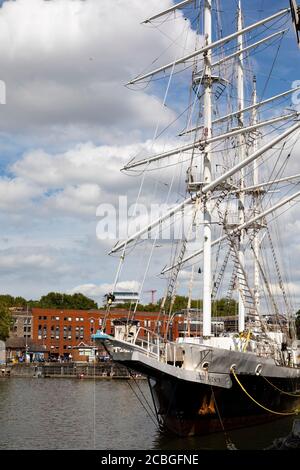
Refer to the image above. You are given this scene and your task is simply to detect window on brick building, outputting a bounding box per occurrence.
[68,326,72,340]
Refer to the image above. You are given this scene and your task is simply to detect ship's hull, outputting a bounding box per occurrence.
[112,352,300,437]
[147,372,300,436]
[97,334,300,437]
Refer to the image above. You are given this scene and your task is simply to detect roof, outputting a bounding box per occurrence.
[113,291,139,296]
[5,337,49,352]
[113,318,139,326]
[73,342,96,350]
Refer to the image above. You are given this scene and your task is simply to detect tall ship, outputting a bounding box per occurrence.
[94,0,300,437]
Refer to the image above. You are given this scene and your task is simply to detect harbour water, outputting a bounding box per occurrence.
[0,378,296,450]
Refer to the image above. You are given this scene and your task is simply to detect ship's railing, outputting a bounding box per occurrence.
[129,327,185,365]
[130,327,174,362]
[130,327,163,360]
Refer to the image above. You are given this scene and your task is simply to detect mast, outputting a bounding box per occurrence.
[162,188,300,273]
[237,1,245,332]
[202,0,212,338]
[182,82,299,135]
[110,121,300,255]
[187,266,195,337]
[123,111,298,170]
[127,8,290,85]
[142,0,196,23]
[252,76,260,313]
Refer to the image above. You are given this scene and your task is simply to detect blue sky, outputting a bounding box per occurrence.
[0,0,300,307]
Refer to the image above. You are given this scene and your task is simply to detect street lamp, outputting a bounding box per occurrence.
[89,317,97,363]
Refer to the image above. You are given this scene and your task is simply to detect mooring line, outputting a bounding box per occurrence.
[230,367,299,416]
[261,374,300,397]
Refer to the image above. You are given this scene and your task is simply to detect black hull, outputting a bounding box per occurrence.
[123,360,300,437]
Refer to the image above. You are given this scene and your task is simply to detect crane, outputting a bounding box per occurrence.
[144,289,157,304]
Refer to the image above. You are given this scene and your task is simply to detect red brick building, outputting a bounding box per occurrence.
[31,308,176,361]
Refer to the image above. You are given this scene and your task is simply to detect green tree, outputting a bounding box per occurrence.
[0,294,15,308]
[38,292,98,310]
[13,296,27,307]
[0,294,27,309]
[112,296,237,316]
[27,300,40,308]
[0,306,11,341]
[113,302,159,312]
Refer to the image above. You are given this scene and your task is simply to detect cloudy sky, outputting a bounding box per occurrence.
[0,0,300,308]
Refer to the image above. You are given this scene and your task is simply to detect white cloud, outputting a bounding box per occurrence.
[1,0,300,311]
[0,177,42,210]
[10,141,160,189]
[5,139,181,218]
[0,253,54,270]
[0,0,197,142]
[70,280,141,299]
[46,183,102,216]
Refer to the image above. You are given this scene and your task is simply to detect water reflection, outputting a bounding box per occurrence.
[0,378,298,450]
[153,416,297,450]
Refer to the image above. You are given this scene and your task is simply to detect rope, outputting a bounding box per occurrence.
[128,369,158,421]
[126,371,159,428]
[210,385,237,450]
[261,375,300,398]
[230,367,299,416]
